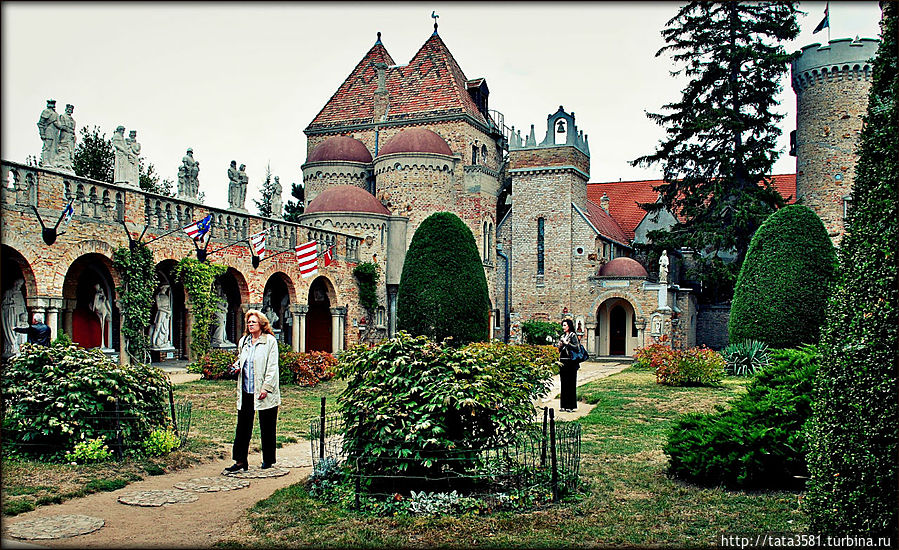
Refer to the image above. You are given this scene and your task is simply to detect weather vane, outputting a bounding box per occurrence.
[431,10,439,33]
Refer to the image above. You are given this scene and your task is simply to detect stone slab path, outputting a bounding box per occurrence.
[1,360,630,548]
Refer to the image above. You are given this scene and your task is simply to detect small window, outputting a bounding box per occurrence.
[575,246,584,256]
[471,145,478,165]
[537,218,545,275]
[481,145,488,165]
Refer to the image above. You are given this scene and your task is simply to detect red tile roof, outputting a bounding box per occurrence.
[307,33,486,132]
[586,174,797,242]
[582,199,630,246]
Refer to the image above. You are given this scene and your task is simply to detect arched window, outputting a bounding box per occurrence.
[471,145,479,165]
[537,217,545,275]
[482,221,488,261]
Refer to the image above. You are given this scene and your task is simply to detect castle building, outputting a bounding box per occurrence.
[0,26,878,361]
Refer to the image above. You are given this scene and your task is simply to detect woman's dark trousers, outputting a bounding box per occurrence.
[559,360,579,410]
[232,391,278,465]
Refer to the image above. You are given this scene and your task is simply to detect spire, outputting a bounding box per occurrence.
[431,10,439,35]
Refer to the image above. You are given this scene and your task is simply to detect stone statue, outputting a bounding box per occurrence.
[210,285,232,347]
[659,250,669,284]
[280,294,291,330]
[2,278,27,358]
[227,160,240,208]
[236,164,248,211]
[127,130,141,185]
[180,148,200,199]
[15,312,29,350]
[149,284,172,350]
[37,99,60,167]
[112,126,133,186]
[177,163,188,197]
[90,283,111,349]
[262,293,278,330]
[270,176,283,218]
[53,104,76,173]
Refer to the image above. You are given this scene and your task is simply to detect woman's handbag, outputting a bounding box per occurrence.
[570,343,588,363]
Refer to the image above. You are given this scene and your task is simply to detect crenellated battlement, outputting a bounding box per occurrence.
[791,37,879,92]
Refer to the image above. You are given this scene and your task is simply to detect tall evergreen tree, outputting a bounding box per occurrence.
[254,162,275,217]
[73,125,114,183]
[632,2,798,301]
[283,181,305,222]
[805,2,897,538]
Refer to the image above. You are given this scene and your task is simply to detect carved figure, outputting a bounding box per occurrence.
[237,164,248,210]
[181,149,200,198]
[126,130,141,185]
[90,283,111,349]
[211,285,233,347]
[149,284,172,349]
[54,104,76,173]
[113,126,133,185]
[270,176,283,218]
[280,294,291,329]
[227,161,240,208]
[659,250,670,284]
[262,293,278,330]
[2,278,27,358]
[37,99,60,167]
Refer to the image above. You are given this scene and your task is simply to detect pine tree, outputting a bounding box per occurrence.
[254,162,275,217]
[283,182,305,222]
[632,2,799,301]
[805,2,897,538]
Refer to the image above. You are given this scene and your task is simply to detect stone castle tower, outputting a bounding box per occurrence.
[791,37,879,243]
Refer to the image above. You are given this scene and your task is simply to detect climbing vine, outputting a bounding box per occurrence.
[353,262,380,314]
[174,257,227,358]
[113,243,157,364]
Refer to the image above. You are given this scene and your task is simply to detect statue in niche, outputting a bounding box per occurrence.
[15,312,29,350]
[37,99,60,167]
[659,250,669,284]
[237,164,248,210]
[227,161,240,209]
[651,315,662,335]
[180,149,200,199]
[280,294,291,331]
[210,285,232,347]
[2,278,27,358]
[270,176,283,218]
[262,293,279,330]
[126,130,141,186]
[149,284,172,350]
[53,104,76,173]
[90,283,111,349]
[113,126,133,186]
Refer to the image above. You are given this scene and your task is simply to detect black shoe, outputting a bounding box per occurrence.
[223,462,248,474]
[261,462,274,469]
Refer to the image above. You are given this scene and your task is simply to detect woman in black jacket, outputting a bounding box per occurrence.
[556,318,580,412]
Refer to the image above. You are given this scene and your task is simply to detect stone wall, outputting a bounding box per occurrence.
[696,304,731,350]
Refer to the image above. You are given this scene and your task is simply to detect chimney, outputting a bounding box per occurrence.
[373,63,389,122]
[600,192,610,213]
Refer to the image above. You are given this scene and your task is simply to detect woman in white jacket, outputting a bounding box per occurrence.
[224,309,281,472]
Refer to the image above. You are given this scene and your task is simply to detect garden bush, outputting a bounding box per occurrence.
[1,341,170,461]
[520,319,562,345]
[188,348,238,380]
[278,342,337,387]
[664,345,818,488]
[728,204,836,348]
[65,437,113,464]
[397,212,490,345]
[722,339,770,376]
[633,337,673,370]
[337,332,555,489]
[654,346,724,386]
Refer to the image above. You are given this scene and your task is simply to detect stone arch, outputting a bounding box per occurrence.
[306,275,338,353]
[150,259,187,359]
[1,245,37,358]
[591,290,646,357]
[51,239,120,294]
[262,271,296,344]
[61,252,118,350]
[1,244,39,298]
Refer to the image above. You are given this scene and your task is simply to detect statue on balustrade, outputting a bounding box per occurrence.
[53,104,76,173]
[149,283,173,350]
[2,278,27,358]
[227,160,240,209]
[113,126,135,186]
[90,283,112,349]
[126,130,141,186]
[179,148,200,200]
[270,176,283,218]
[37,99,60,168]
[236,164,249,212]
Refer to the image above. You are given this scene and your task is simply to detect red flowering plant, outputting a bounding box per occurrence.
[278,343,337,387]
[633,334,673,370]
[655,346,725,387]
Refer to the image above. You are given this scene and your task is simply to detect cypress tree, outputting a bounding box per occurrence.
[728,204,836,348]
[397,212,489,345]
[632,2,799,301]
[805,2,898,538]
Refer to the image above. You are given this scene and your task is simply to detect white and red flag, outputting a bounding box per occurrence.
[295,241,318,279]
[184,214,212,243]
[250,231,266,259]
[323,245,335,267]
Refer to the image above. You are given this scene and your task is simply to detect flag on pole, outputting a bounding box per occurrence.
[323,245,334,267]
[62,202,74,226]
[250,230,267,259]
[184,214,212,243]
[813,2,829,33]
[295,241,318,278]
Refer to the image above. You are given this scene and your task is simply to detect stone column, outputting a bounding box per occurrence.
[299,308,307,353]
[115,299,128,366]
[45,303,60,342]
[330,308,341,353]
[291,304,306,353]
[338,307,347,352]
[62,299,75,340]
[387,285,398,338]
[585,321,597,356]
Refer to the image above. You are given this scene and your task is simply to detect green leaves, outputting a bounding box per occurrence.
[174,258,227,358]
[113,243,157,364]
[352,262,380,313]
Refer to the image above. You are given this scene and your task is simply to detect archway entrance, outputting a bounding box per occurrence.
[150,260,187,360]
[1,246,33,359]
[596,298,639,356]
[609,305,627,356]
[263,273,293,346]
[62,254,117,350]
[306,277,333,352]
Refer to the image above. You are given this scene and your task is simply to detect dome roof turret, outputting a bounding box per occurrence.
[305,185,389,215]
[308,136,373,163]
[599,257,648,278]
[379,128,453,156]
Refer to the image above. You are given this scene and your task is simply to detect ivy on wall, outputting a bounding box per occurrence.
[353,262,380,315]
[174,258,227,358]
[113,243,157,364]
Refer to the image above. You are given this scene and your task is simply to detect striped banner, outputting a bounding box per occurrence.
[250,231,266,259]
[295,240,318,279]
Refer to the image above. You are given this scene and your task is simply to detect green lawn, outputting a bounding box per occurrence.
[219,367,807,548]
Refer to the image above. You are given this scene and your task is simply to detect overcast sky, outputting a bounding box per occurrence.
[1,2,883,212]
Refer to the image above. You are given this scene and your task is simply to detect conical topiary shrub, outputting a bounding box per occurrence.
[728,204,836,348]
[397,212,489,345]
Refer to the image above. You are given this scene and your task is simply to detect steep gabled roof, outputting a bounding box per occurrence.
[580,200,631,247]
[307,33,487,132]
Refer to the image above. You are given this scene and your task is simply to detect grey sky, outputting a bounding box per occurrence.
[1,2,883,212]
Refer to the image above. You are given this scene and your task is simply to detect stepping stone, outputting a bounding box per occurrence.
[173,476,250,493]
[223,466,289,479]
[6,514,104,540]
[117,489,199,507]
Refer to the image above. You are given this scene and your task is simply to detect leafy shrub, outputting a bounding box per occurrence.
[190,348,238,380]
[353,262,380,313]
[729,204,837,348]
[633,340,674,370]
[655,347,724,386]
[279,342,337,387]
[664,345,818,488]
[723,339,770,376]
[1,341,170,461]
[65,437,112,464]
[397,212,490,345]
[520,320,562,345]
[337,333,555,487]
[142,428,181,457]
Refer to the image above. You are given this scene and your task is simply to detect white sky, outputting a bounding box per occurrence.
[1,2,883,211]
